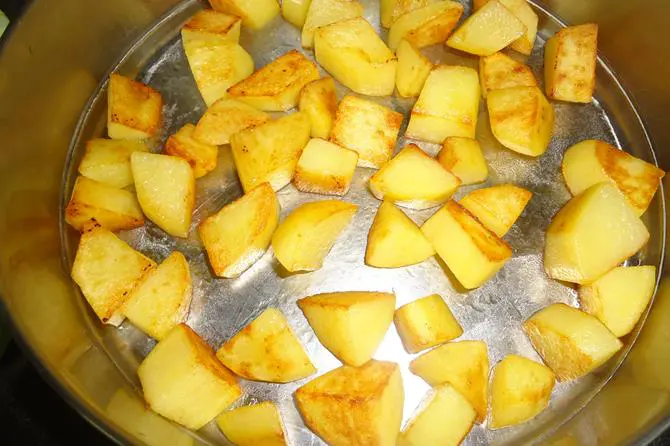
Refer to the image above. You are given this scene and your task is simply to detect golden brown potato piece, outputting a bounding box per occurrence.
[78,138,148,188]
[395,39,433,98]
[293,138,359,196]
[65,176,144,232]
[330,95,403,168]
[193,97,269,146]
[209,0,280,29]
[380,0,430,28]
[71,224,155,325]
[437,137,488,185]
[299,77,338,139]
[479,51,537,98]
[295,360,403,446]
[181,9,241,44]
[216,308,316,382]
[217,401,287,446]
[387,1,463,50]
[199,183,279,278]
[459,184,532,237]
[138,324,242,429]
[165,123,218,178]
[301,0,363,48]
[107,73,163,140]
[227,50,320,111]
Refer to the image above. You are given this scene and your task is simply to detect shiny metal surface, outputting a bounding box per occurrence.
[1,0,669,445]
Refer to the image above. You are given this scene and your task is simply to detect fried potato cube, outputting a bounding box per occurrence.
[394,294,463,354]
[71,225,155,325]
[282,0,312,28]
[230,112,311,192]
[199,183,279,278]
[271,200,357,272]
[65,176,144,232]
[369,145,461,210]
[406,65,479,143]
[395,39,433,98]
[293,138,359,195]
[315,18,397,96]
[487,86,554,157]
[523,303,623,381]
[181,9,241,44]
[459,184,532,237]
[301,0,363,48]
[365,201,435,268]
[138,324,242,430]
[380,0,429,28]
[422,200,512,289]
[182,38,254,106]
[193,98,269,146]
[165,123,218,178]
[544,182,649,284]
[216,308,316,382]
[409,341,489,423]
[78,138,148,188]
[295,360,403,446]
[107,73,163,140]
[209,0,280,29]
[399,384,476,446]
[561,139,665,216]
[388,1,464,50]
[490,354,555,429]
[217,401,287,446]
[438,137,488,185]
[131,153,195,238]
[506,1,538,55]
[544,24,598,103]
[446,0,526,56]
[330,95,403,168]
[479,52,537,98]
[299,77,338,139]
[227,50,320,111]
[123,251,192,340]
[297,292,396,366]
[579,266,656,337]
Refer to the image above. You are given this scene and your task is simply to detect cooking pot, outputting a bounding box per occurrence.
[0,0,669,444]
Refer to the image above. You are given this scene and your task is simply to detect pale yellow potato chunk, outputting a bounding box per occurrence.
[301,0,363,48]
[395,39,433,98]
[131,152,195,238]
[487,86,554,157]
[165,123,218,178]
[230,112,311,192]
[490,354,555,429]
[315,18,397,96]
[479,51,537,98]
[78,138,148,188]
[394,294,463,354]
[330,95,403,168]
[71,224,155,325]
[199,183,279,278]
[579,266,656,337]
[438,137,488,185]
[217,401,287,446]
[181,9,241,44]
[523,303,623,381]
[409,340,489,423]
[369,145,461,210]
[298,292,395,366]
[216,308,316,382]
[299,77,338,139]
[380,0,430,28]
[282,0,312,28]
[107,73,163,140]
[295,361,403,446]
[193,97,269,146]
[138,324,242,430]
[399,384,476,446]
[293,138,359,196]
[123,251,192,340]
[388,1,464,50]
[209,0,280,29]
[406,65,480,143]
[365,201,435,268]
[459,184,532,237]
[544,182,649,284]
[65,176,144,232]
[545,23,598,103]
[421,200,512,289]
[272,200,357,272]
[561,139,665,216]
[507,1,538,55]
[227,50,320,111]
